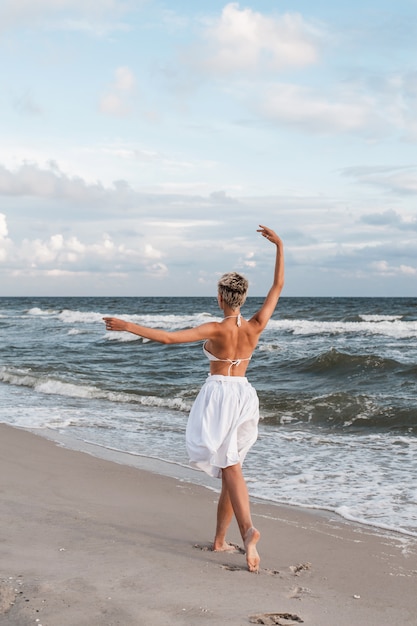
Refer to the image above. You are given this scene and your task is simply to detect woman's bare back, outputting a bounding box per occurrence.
[203,316,264,377]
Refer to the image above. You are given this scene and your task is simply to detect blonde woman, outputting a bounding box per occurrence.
[103,225,284,572]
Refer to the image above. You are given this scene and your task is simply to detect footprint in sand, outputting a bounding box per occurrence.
[264,568,280,576]
[249,612,304,625]
[221,564,281,575]
[289,585,313,599]
[193,542,245,554]
[193,545,282,576]
[193,543,212,552]
[289,563,311,576]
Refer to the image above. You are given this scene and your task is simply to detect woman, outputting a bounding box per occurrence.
[103,224,284,572]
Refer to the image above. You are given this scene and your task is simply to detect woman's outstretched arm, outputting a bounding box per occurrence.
[103,317,219,345]
[250,225,284,330]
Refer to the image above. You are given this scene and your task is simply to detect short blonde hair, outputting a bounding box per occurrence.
[218,272,248,309]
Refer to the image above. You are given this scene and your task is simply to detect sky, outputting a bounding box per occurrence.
[0,0,416,298]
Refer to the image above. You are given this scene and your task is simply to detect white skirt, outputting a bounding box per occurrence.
[186,374,260,479]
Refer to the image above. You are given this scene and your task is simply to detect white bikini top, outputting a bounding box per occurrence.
[203,314,252,376]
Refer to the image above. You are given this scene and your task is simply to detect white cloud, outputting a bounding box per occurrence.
[0,160,238,212]
[145,262,168,276]
[1,190,416,295]
[144,244,161,259]
[183,11,417,140]
[0,213,8,238]
[0,161,106,202]
[19,233,87,267]
[371,260,417,277]
[359,70,417,143]
[0,161,149,210]
[342,165,417,195]
[243,250,256,268]
[0,213,12,262]
[258,83,373,133]
[199,3,321,74]
[360,208,417,231]
[371,260,393,276]
[99,66,136,117]
[113,66,135,91]
[21,236,60,265]
[1,218,165,277]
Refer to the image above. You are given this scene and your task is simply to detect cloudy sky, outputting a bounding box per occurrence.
[1,0,416,297]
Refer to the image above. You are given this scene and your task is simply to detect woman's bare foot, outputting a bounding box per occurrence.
[244,527,260,572]
[212,540,241,553]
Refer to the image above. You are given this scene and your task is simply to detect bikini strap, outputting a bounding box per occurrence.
[223,313,241,327]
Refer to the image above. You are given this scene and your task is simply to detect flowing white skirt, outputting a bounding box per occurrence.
[186,374,260,479]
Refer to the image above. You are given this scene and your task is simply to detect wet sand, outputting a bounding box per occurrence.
[1,422,416,625]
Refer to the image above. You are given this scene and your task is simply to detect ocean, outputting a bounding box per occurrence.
[1,296,416,537]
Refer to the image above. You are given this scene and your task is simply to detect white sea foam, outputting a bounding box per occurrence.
[267,318,417,339]
[0,366,191,412]
[57,309,215,328]
[0,367,40,389]
[104,331,141,342]
[4,409,76,430]
[36,379,106,399]
[128,312,215,329]
[34,306,417,340]
[23,307,197,331]
[360,314,403,322]
[58,309,104,324]
[27,307,60,316]
[250,427,417,537]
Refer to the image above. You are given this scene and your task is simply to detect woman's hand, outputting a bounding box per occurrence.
[103,317,128,332]
[257,224,282,246]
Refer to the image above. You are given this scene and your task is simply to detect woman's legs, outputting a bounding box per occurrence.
[213,472,234,551]
[215,463,260,572]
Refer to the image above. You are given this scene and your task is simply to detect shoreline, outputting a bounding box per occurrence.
[32,425,417,539]
[1,422,417,625]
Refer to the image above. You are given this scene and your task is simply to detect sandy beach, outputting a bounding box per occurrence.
[0,423,416,626]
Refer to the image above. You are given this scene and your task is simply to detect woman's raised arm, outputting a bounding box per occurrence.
[250,225,284,331]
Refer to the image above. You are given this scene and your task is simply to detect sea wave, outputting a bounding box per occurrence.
[23,306,417,339]
[359,314,403,322]
[259,390,417,432]
[59,309,104,324]
[301,347,401,375]
[104,331,146,343]
[26,307,60,316]
[267,318,417,339]
[0,366,192,412]
[57,308,216,329]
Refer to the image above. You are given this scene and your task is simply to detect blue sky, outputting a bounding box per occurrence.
[0,0,416,297]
